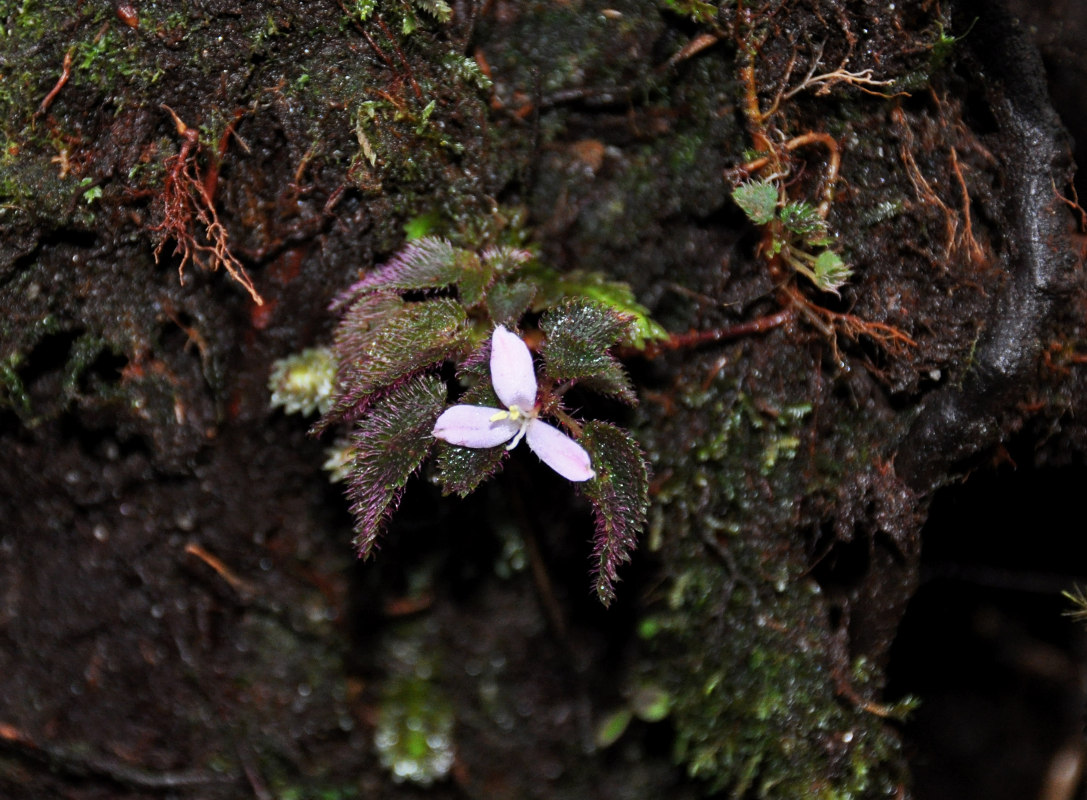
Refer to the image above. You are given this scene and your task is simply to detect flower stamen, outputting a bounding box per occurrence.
[497,405,534,449]
[490,403,530,423]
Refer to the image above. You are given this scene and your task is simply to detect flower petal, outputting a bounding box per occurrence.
[433,405,519,448]
[525,419,595,482]
[490,325,537,411]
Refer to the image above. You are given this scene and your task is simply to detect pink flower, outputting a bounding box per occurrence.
[432,326,595,482]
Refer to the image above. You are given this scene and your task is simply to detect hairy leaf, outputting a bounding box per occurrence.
[345,237,470,297]
[486,280,537,325]
[333,291,404,363]
[540,300,636,404]
[581,421,649,606]
[314,292,404,433]
[432,358,507,495]
[326,298,468,426]
[779,201,829,245]
[433,441,507,496]
[347,374,447,556]
[456,257,493,308]
[482,246,533,276]
[732,179,778,225]
[529,268,667,349]
[812,250,852,295]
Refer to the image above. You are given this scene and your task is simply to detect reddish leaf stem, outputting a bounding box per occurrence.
[640,308,795,359]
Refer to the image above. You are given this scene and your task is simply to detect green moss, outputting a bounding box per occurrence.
[0,308,59,424]
[661,577,906,798]
[279,786,360,800]
[0,353,32,418]
[639,359,908,797]
[0,0,505,278]
[231,611,359,798]
[374,624,456,786]
[0,5,182,230]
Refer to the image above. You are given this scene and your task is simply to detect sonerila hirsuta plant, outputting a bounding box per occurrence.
[272,234,665,605]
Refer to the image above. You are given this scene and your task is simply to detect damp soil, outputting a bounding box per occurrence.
[2,1,1087,798]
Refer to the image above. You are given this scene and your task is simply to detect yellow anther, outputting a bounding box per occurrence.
[494,404,526,423]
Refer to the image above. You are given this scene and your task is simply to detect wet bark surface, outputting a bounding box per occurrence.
[2,1,1086,798]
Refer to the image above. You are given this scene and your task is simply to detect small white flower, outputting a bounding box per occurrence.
[432,326,595,482]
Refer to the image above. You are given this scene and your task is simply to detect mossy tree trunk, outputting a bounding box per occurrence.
[1,1,1083,798]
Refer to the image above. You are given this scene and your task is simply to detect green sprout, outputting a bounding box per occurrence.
[732,179,778,226]
[732,179,853,296]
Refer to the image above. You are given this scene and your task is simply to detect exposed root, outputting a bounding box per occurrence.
[781,285,916,354]
[896,0,1077,491]
[949,146,986,266]
[893,105,989,268]
[637,291,912,373]
[893,107,957,260]
[662,31,723,72]
[739,31,898,146]
[151,106,264,306]
[740,131,841,219]
[784,64,898,101]
[1053,179,1087,232]
[729,20,916,363]
[184,542,255,597]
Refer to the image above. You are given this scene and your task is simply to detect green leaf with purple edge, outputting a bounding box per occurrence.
[353,236,469,293]
[347,373,447,557]
[336,292,405,357]
[315,292,405,434]
[327,298,469,425]
[433,441,507,496]
[432,373,508,496]
[540,300,637,405]
[580,421,649,606]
